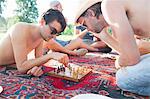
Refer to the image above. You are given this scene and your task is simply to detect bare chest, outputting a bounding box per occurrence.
[26,37,42,52]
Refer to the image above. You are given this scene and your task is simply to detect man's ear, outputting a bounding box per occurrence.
[86,9,95,17]
[39,18,46,25]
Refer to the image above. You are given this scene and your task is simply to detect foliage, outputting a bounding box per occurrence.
[0,16,19,31]
[61,24,74,35]
[15,0,38,23]
[0,0,6,17]
[0,16,6,27]
[6,16,20,28]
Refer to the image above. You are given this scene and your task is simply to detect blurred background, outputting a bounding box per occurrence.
[0,0,81,40]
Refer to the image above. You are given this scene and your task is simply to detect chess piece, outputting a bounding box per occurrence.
[0,86,3,93]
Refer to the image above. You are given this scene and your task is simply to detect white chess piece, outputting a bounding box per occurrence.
[0,86,3,93]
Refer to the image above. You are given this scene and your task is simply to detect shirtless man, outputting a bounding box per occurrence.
[42,0,99,56]
[75,0,150,96]
[0,9,68,76]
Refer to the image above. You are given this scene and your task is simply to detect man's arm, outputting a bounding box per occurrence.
[101,0,140,66]
[45,39,78,56]
[75,25,89,39]
[94,28,121,52]
[76,29,89,39]
[136,39,150,55]
[11,36,68,73]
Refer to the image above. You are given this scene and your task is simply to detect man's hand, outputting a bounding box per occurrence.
[27,66,44,76]
[48,52,69,66]
[90,27,107,40]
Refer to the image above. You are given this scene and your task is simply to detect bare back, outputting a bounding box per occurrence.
[126,0,150,38]
[0,22,42,65]
[103,0,150,38]
[101,0,150,65]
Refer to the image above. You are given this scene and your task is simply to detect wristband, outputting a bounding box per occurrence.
[105,27,112,34]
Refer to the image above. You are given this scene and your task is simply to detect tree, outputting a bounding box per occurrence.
[62,24,74,35]
[0,16,6,27]
[6,16,19,28]
[15,0,38,23]
[0,0,5,17]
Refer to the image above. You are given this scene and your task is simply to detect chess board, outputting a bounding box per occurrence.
[43,60,92,82]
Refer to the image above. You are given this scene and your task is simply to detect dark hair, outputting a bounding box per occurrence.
[42,9,66,33]
[79,2,102,21]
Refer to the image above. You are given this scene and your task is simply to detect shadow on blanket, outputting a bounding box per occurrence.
[0,52,148,99]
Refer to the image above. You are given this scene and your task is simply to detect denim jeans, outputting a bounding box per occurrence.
[116,54,150,96]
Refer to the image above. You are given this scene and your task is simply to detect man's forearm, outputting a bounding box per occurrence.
[98,28,121,53]
[17,54,52,73]
[77,29,88,38]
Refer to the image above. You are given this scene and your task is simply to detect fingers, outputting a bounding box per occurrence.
[33,66,44,76]
[27,69,32,75]
[50,52,69,66]
[59,54,69,66]
[27,66,44,77]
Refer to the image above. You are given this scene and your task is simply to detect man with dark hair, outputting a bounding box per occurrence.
[0,9,68,77]
[75,24,112,53]
[42,0,100,56]
[75,0,150,96]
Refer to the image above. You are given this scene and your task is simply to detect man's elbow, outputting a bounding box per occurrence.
[17,63,28,73]
[120,53,140,66]
[128,58,140,66]
[17,68,27,73]
[128,54,140,66]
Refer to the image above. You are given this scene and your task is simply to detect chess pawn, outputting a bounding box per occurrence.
[78,67,81,74]
[72,68,77,79]
[68,64,72,73]
[80,67,84,75]
[57,67,60,74]
[83,68,86,74]
[74,68,79,79]
[76,67,79,75]
[63,66,65,72]
[54,68,56,73]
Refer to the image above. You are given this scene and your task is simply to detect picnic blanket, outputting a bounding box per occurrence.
[0,52,148,99]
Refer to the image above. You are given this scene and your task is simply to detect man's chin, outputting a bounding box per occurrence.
[95,30,102,33]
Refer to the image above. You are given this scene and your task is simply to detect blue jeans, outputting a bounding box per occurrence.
[83,39,94,45]
[54,39,70,47]
[116,54,150,96]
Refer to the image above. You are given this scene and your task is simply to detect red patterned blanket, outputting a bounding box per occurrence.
[0,52,148,99]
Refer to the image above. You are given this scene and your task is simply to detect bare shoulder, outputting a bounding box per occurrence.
[13,22,29,29]
[101,0,126,14]
[101,0,125,8]
[6,22,32,45]
[8,22,29,35]
[101,0,126,25]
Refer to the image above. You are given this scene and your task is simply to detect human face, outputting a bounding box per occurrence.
[78,15,106,33]
[42,20,62,41]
